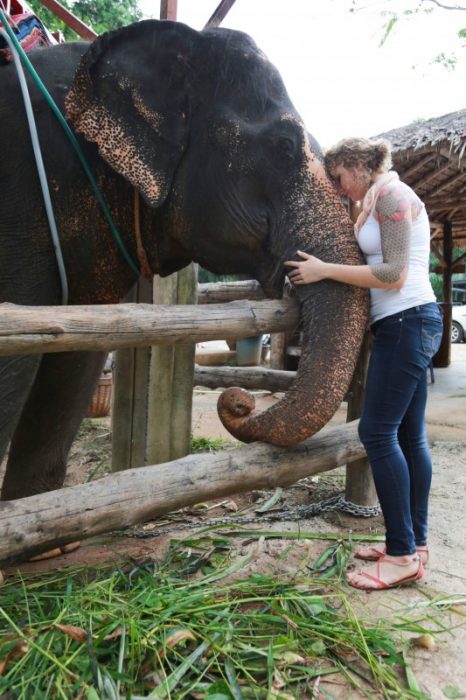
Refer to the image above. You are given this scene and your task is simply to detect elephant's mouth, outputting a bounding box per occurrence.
[256,258,289,299]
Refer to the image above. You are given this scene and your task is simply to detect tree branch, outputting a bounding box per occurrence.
[422,0,466,10]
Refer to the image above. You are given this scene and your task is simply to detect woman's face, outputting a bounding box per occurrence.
[332,163,371,203]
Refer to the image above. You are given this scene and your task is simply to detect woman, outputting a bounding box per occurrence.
[285,137,443,590]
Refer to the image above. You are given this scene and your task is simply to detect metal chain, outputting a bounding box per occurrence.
[112,493,381,540]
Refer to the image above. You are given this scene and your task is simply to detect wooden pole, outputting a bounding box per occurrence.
[0,421,365,566]
[160,0,178,21]
[344,332,377,507]
[112,278,153,472]
[269,332,286,370]
[169,265,198,460]
[434,220,453,368]
[146,266,198,465]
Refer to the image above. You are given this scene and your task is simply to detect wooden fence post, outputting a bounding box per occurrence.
[146,264,198,464]
[111,278,153,472]
[344,332,377,507]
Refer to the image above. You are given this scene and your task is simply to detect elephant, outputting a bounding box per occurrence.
[0,18,368,501]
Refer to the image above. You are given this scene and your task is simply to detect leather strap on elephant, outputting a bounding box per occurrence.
[133,189,153,279]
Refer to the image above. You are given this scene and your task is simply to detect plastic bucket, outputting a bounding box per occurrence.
[236,335,263,366]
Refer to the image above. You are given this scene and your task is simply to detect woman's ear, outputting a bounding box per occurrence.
[66,20,195,207]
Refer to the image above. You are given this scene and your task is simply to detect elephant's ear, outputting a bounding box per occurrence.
[65,20,195,207]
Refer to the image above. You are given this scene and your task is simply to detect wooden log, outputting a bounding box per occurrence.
[194,364,295,393]
[0,300,299,355]
[197,280,265,304]
[0,421,365,565]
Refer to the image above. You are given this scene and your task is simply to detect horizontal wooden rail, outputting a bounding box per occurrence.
[193,365,352,402]
[0,299,300,355]
[194,364,295,392]
[0,421,364,565]
[197,280,265,304]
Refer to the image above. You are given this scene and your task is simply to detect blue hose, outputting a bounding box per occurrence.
[1,25,69,304]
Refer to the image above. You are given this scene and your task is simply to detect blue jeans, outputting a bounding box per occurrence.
[358,303,443,556]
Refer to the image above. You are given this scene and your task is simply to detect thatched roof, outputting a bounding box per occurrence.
[377,109,466,246]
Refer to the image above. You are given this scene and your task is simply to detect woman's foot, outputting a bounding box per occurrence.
[355,543,429,565]
[346,554,424,590]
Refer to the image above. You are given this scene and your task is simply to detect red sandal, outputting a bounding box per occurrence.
[355,544,429,566]
[347,555,425,591]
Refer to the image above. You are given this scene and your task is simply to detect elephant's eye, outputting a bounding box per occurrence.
[275,137,296,168]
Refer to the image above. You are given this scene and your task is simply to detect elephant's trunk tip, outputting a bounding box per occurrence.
[217,387,256,442]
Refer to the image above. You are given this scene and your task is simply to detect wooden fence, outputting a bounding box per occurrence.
[0,277,375,564]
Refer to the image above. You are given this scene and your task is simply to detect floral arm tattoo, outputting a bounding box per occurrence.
[370,185,414,284]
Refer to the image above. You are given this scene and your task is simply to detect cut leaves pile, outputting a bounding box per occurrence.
[0,528,464,699]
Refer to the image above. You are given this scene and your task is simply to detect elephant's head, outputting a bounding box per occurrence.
[66,19,369,446]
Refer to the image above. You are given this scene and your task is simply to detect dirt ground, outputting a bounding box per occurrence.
[2,344,466,699]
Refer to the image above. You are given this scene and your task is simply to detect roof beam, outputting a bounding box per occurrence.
[425,170,466,198]
[204,0,237,28]
[438,145,466,163]
[37,0,97,39]
[427,198,466,209]
[397,153,437,180]
[410,160,452,191]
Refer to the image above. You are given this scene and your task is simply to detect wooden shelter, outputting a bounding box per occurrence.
[377,109,466,366]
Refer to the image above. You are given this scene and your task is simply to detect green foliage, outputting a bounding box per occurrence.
[1,529,458,697]
[198,267,240,284]
[28,0,142,40]
[379,11,399,48]
[355,1,464,69]
[191,435,230,452]
[430,247,466,301]
[432,52,458,71]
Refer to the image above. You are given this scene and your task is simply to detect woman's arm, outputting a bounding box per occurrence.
[284,185,413,289]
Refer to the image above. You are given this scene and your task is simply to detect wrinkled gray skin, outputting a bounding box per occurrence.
[0,20,368,500]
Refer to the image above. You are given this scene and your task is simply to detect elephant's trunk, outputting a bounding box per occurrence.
[217,131,369,446]
[218,254,369,445]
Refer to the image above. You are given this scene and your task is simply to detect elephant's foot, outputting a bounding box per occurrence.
[28,541,81,562]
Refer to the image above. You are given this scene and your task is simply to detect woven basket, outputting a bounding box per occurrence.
[86,373,112,418]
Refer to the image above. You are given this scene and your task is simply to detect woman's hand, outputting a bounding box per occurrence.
[284,250,328,285]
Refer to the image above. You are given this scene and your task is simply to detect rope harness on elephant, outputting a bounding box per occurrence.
[133,189,154,279]
[112,493,381,540]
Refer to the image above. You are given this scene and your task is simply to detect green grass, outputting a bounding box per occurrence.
[191,436,232,453]
[0,531,464,699]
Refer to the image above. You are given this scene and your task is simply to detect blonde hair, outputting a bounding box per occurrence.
[324,137,392,176]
